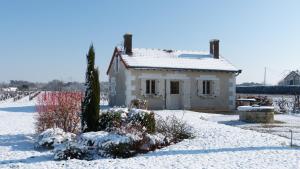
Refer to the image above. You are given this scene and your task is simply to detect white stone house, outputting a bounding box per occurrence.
[107,34,241,111]
[278,70,300,86]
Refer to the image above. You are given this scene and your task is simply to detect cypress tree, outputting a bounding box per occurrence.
[81,45,100,132]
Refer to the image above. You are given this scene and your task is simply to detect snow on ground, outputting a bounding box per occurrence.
[204,112,300,146]
[1,99,300,168]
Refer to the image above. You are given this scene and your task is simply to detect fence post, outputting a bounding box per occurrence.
[290,129,293,147]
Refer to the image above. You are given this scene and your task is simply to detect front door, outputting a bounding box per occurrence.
[166,80,181,109]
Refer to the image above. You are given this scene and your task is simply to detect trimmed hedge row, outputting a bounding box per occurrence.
[236,86,300,95]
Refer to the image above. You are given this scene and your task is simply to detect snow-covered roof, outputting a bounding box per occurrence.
[120,48,239,72]
[237,106,274,112]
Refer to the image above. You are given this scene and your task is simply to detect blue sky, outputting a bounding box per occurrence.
[0,0,299,84]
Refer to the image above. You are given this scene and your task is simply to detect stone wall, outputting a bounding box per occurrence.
[239,111,274,123]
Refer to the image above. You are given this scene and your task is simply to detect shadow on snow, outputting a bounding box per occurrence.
[0,106,36,113]
[0,134,52,165]
[0,134,35,152]
[144,146,295,157]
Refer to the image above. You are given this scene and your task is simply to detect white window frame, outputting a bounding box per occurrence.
[145,79,157,95]
[202,80,213,95]
[197,76,220,97]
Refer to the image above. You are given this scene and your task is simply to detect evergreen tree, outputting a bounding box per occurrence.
[81,45,100,132]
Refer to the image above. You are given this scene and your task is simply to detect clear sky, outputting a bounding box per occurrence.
[0,0,299,84]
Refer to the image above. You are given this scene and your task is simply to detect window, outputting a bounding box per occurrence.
[197,79,219,97]
[170,81,179,94]
[146,80,156,94]
[202,80,212,95]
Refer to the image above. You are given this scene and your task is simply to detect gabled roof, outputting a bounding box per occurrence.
[122,48,239,72]
[284,71,300,80]
[106,47,240,74]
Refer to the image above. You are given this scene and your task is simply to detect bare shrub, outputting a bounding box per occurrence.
[156,115,194,143]
[35,91,83,133]
[274,97,289,113]
[130,99,148,109]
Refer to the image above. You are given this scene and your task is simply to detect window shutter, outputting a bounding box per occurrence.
[141,79,146,95]
[197,80,203,96]
[213,79,220,96]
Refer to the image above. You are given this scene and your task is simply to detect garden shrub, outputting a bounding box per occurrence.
[54,142,89,160]
[130,99,148,109]
[98,111,122,131]
[127,109,156,133]
[35,92,83,133]
[102,142,136,158]
[156,115,194,143]
[36,128,75,149]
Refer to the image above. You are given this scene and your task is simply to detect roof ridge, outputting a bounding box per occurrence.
[132,47,209,53]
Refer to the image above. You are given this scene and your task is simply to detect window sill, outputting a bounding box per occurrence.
[198,94,217,99]
[142,94,163,98]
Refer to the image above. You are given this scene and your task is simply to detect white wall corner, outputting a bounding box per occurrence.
[125,70,133,106]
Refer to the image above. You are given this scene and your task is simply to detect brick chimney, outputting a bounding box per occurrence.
[210,39,219,59]
[123,33,132,55]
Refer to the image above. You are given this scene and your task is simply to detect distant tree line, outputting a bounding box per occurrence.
[0,79,109,93]
[236,86,300,95]
[237,82,263,87]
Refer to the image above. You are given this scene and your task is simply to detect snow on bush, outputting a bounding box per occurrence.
[37,108,193,160]
[78,131,136,158]
[54,142,89,160]
[98,108,127,131]
[127,109,156,133]
[139,133,167,151]
[79,131,131,147]
[78,131,167,158]
[99,108,155,134]
[36,128,75,149]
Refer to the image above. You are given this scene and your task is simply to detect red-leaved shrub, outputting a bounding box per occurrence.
[36,92,83,133]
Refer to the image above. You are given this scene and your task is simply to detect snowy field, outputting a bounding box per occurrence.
[203,112,300,147]
[1,98,300,168]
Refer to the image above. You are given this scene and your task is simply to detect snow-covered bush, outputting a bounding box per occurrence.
[36,108,193,160]
[79,131,130,147]
[98,108,127,131]
[99,108,155,134]
[156,115,194,143]
[54,142,88,160]
[78,131,136,158]
[35,92,83,133]
[127,109,156,133]
[102,142,135,158]
[77,130,167,158]
[139,133,167,151]
[36,128,75,149]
